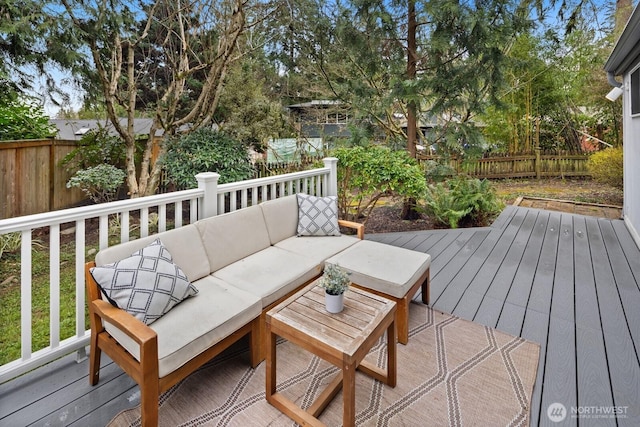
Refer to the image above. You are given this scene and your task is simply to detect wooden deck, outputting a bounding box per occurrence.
[1,205,639,426]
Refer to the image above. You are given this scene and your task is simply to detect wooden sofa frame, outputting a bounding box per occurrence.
[85,220,364,426]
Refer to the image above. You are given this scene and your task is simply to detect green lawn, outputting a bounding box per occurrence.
[0,241,91,365]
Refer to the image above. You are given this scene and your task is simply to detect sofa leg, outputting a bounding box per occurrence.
[256,311,268,364]
[249,317,261,368]
[421,269,430,305]
[140,377,159,427]
[89,333,101,386]
[397,296,409,345]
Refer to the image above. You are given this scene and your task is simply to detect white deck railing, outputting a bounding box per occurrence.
[0,158,337,383]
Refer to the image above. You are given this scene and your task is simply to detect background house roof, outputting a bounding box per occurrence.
[50,118,164,140]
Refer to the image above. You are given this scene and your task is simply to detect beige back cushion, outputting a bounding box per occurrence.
[260,195,298,245]
[195,205,271,272]
[94,224,211,282]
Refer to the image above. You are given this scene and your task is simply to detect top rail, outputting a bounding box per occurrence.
[0,189,204,234]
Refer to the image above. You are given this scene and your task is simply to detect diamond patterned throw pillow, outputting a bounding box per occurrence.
[296,193,341,236]
[90,239,198,325]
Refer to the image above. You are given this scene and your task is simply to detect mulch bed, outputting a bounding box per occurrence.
[363,204,436,234]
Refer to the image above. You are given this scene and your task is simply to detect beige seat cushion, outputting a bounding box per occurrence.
[213,246,321,307]
[196,205,272,272]
[325,240,431,299]
[275,235,360,268]
[104,275,261,378]
[94,224,211,282]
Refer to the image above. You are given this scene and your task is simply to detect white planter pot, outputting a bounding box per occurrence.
[325,292,345,313]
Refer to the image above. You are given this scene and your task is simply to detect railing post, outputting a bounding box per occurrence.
[196,172,220,219]
[323,157,339,197]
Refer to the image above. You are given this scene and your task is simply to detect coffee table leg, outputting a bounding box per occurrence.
[343,363,356,427]
[387,321,397,387]
[265,323,277,401]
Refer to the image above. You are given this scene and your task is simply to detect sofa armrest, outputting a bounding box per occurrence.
[338,219,365,240]
[91,299,158,346]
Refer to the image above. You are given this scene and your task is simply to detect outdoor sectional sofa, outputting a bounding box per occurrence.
[85,194,430,426]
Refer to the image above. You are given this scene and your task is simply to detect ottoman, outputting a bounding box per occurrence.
[325,240,431,344]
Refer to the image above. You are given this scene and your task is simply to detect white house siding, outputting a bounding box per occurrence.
[623,68,640,247]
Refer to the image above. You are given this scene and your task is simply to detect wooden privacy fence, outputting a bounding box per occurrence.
[0,139,85,219]
[1,141,590,219]
[418,151,591,179]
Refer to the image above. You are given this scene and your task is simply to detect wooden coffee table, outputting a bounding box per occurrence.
[265,281,397,427]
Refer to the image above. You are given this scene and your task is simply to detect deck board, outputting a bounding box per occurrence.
[454,208,529,320]
[2,205,640,426]
[520,308,549,427]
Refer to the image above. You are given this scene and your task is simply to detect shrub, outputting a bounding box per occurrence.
[424,160,457,182]
[587,146,623,189]
[0,100,56,141]
[66,164,126,204]
[60,126,127,172]
[162,128,254,189]
[423,177,503,228]
[333,145,426,223]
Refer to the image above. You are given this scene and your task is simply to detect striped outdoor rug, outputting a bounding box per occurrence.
[108,303,539,426]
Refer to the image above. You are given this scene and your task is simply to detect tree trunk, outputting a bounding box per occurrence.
[406,0,417,158]
[402,0,420,220]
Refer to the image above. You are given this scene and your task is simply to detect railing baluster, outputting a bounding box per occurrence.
[241,189,248,209]
[121,211,130,243]
[159,205,167,232]
[140,208,149,237]
[75,220,87,362]
[50,225,60,348]
[20,230,32,360]
[99,215,108,250]
[190,199,197,223]
[252,186,258,205]
[218,193,225,214]
[174,202,182,228]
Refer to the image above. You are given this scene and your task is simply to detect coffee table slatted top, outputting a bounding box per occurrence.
[267,284,396,360]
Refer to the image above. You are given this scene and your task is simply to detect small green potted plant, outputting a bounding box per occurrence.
[319,264,351,313]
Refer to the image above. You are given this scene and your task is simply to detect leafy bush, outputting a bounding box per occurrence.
[333,145,427,223]
[424,160,457,182]
[60,126,127,172]
[162,128,254,189]
[0,100,56,141]
[423,177,503,228]
[66,164,126,204]
[587,146,623,189]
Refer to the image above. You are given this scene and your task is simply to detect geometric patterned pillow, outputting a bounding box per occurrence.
[90,239,198,325]
[296,193,341,236]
